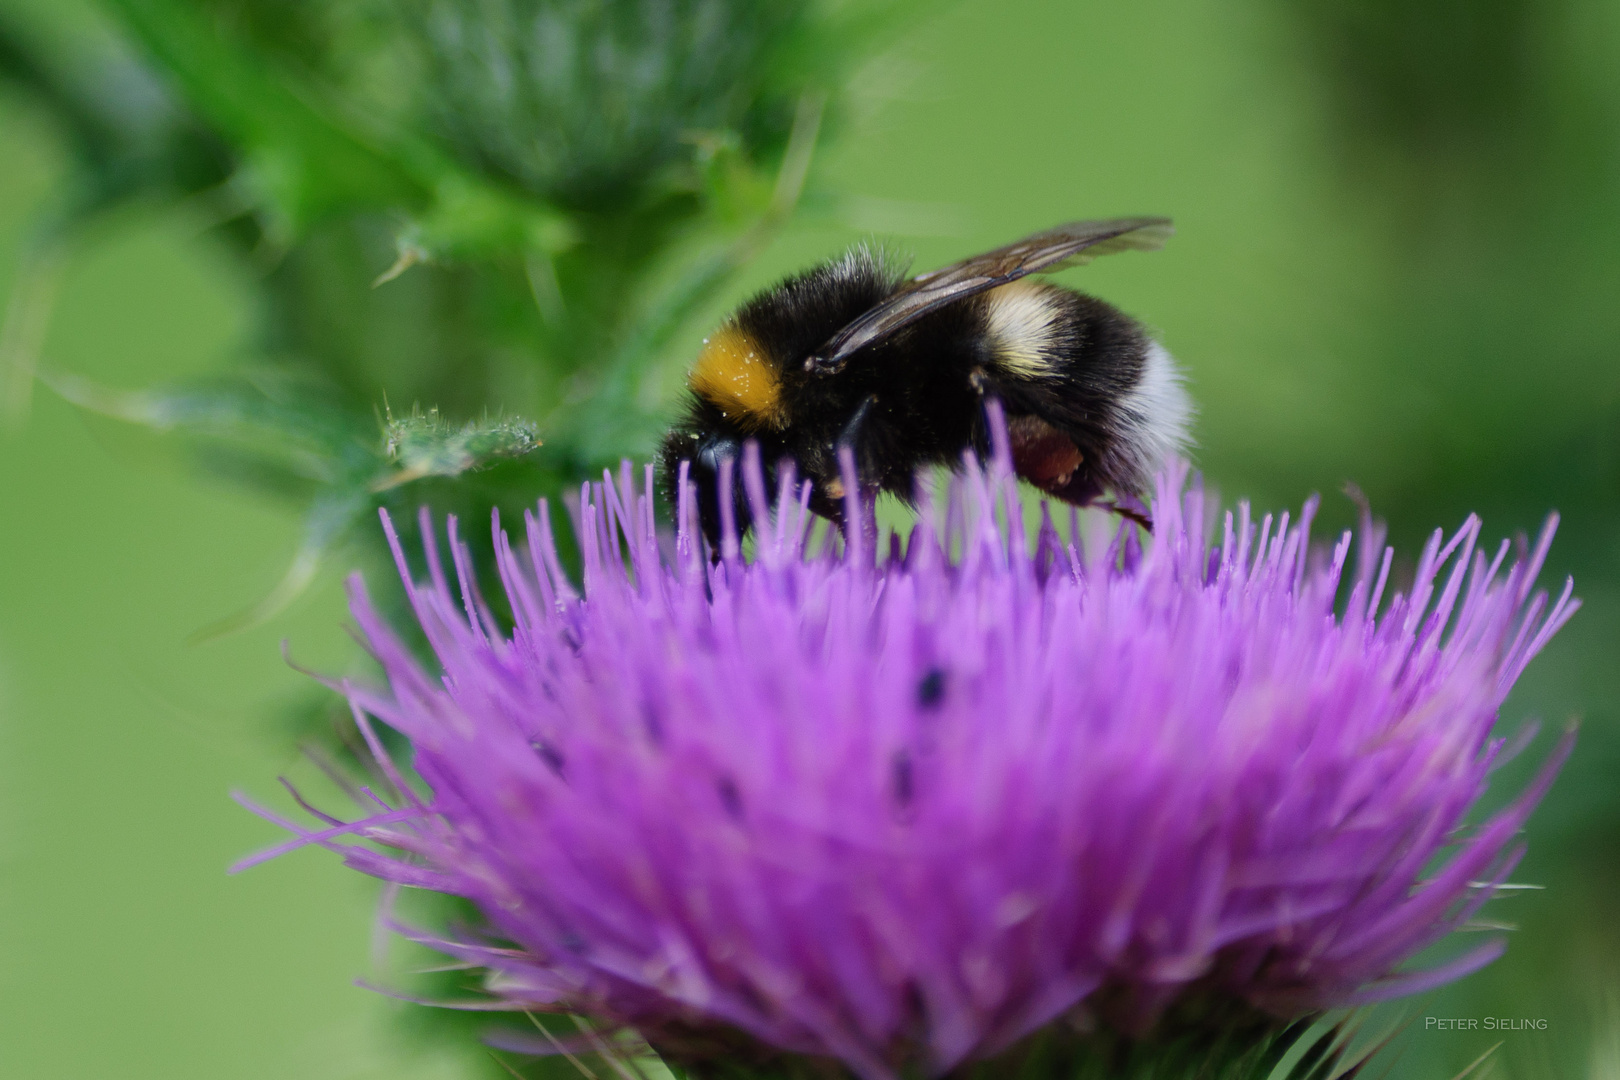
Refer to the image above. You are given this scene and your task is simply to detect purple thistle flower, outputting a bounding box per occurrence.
[242,431,1576,1080]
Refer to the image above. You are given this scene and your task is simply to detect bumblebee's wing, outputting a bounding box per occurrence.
[807,217,1171,373]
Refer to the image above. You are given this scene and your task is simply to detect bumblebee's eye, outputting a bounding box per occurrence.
[695,435,741,479]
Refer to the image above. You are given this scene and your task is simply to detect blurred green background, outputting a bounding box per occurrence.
[2,0,1618,1077]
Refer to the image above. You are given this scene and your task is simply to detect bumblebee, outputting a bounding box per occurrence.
[658,219,1192,545]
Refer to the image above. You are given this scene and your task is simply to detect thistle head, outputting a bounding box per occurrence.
[246,438,1576,1079]
[397,0,827,207]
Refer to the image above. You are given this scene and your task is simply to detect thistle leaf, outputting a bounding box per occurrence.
[44,369,544,635]
[41,367,368,489]
[102,0,577,262]
[376,408,543,490]
[102,0,424,232]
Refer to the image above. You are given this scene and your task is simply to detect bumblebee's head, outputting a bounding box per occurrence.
[661,247,905,549]
[658,408,767,553]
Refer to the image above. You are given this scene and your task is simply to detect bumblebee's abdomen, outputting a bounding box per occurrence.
[980,279,1078,380]
[970,280,1192,498]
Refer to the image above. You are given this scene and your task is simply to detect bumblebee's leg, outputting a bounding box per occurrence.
[836,394,878,454]
[819,394,880,549]
[1095,499,1154,532]
[966,366,1157,532]
[822,392,879,501]
[1013,469,1154,532]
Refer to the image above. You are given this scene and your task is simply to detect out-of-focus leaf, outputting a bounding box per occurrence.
[102,0,423,232]
[0,242,69,428]
[0,15,127,182]
[43,367,545,635]
[944,1010,1386,1080]
[101,0,577,261]
[41,366,369,488]
[0,11,213,209]
[403,172,576,262]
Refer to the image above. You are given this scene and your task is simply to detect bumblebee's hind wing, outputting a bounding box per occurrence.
[807,217,1171,373]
